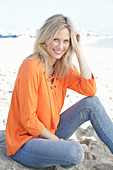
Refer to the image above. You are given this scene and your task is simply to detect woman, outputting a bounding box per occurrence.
[6,14,113,169]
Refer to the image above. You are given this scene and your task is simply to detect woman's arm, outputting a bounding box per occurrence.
[75,34,92,79]
[66,33,97,96]
[39,127,60,140]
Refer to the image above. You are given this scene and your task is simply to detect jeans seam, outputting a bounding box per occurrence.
[90,109,113,149]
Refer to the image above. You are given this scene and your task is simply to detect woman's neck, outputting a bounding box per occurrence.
[47,58,56,76]
[47,65,55,76]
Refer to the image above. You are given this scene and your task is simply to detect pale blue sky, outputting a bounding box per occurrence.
[0,0,113,35]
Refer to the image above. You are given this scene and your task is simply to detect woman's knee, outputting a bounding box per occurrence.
[90,95,100,103]
[84,96,101,107]
[67,141,84,165]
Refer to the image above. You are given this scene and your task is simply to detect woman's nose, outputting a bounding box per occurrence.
[57,41,63,50]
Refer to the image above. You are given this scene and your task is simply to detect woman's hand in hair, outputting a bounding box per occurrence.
[75,33,82,47]
[74,32,92,79]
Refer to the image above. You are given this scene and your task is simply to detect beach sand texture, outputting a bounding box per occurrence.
[0,37,113,169]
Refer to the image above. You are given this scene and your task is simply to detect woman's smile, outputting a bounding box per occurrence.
[53,49,63,55]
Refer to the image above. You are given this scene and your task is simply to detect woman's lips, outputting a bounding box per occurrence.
[53,49,63,55]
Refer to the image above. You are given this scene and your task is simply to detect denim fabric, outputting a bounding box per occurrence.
[10,96,113,169]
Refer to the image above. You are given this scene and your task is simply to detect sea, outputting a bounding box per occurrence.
[85,36,113,49]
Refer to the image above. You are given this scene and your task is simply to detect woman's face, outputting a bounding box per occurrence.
[46,27,70,63]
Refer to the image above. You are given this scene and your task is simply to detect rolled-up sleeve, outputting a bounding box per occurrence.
[18,61,45,137]
[66,65,97,96]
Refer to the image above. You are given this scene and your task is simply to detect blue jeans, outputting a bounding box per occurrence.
[10,96,113,169]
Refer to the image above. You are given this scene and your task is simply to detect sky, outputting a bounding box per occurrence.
[0,0,113,35]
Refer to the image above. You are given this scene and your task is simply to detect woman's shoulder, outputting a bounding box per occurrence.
[18,55,43,76]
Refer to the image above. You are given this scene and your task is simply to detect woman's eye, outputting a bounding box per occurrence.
[53,38,59,42]
[64,40,69,43]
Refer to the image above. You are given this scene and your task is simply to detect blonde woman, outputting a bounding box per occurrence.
[6,14,113,169]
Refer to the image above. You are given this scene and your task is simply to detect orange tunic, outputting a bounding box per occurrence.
[6,59,97,156]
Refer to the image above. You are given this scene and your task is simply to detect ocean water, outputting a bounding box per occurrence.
[87,37,113,49]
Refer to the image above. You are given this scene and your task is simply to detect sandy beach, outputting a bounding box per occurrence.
[0,36,113,170]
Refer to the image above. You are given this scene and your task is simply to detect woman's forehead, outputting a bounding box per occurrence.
[54,27,70,38]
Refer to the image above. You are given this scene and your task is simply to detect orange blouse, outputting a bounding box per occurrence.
[6,59,97,156]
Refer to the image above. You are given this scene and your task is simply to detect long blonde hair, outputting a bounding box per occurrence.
[33,14,79,78]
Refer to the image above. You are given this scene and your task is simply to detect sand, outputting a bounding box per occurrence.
[0,37,113,170]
